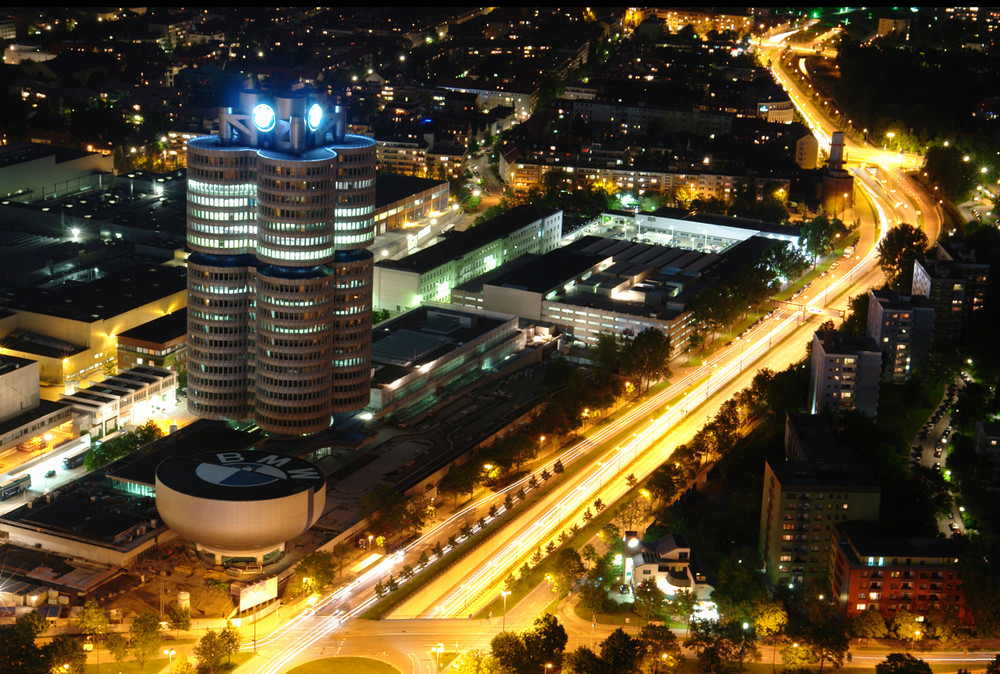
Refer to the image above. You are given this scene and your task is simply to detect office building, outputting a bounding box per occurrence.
[866,289,934,383]
[760,459,880,590]
[809,331,881,418]
[373,205,561,312]
[186,90,376,435]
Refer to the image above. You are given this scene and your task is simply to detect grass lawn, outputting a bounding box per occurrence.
[287,656,401,674]
[85,650,253,674]
[878,380,944,444]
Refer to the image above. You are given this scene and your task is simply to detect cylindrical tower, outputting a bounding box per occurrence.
[186,139,257,421]
[187,91,375,433]
[329,135,376,414]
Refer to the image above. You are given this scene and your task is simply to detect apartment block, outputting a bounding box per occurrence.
[809,331,881,418]
[866,289,934,383]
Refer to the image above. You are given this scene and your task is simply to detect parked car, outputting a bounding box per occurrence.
[44,469,56,478]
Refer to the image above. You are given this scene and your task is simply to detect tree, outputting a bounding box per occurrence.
[807,621,850,672]
[633,580,668,620]
[18,611,48,638]
[751,598,788,666]
[106,633,129,665]
[639,623,681,672]
[850,609,888,643]
[219,620,242,663]
[623,328,672,393]
[563,646,606,674]
[685,619,760,673]
[781,642,817,669]
[358,483,427,539]
[592,332,625,380]
[45,635,86,674]
[984,654,1000,674]
[923,145,976,203]
[194,630,226,674]
[671,589,699,634]
[551,548,586,594]
[452,649,499,674]
[875,653,932,674]
[168,606,191,635]
[129,610,162,667]
[600,628,645,673]
[800,216,849,264]
[615,497,647,532]
[877,224,929,290]
[0,616,49,674]
[524,613,568,668]
[490,630,530,672]
[891,609,923,643]
[75,599,109,640]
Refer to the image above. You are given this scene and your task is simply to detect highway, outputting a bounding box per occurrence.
[240,22,949,674]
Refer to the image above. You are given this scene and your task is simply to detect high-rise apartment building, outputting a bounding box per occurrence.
[186,90,375,435]
[866,289,934,383]
[809,330,881,419]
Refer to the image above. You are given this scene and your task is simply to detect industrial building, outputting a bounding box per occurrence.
[373,205,562,312]
[0,264,187,390]
[186,90,376,435]
[369,305,525,419]
[0,142,114,204]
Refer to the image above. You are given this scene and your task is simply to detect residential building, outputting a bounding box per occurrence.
[186,90,376,434]
[795,134,819,170]
[625,532,713,599]
[831,521,969,625]
[974,421,1000,461]
[760,459,881,590]
[866,289,934,383]
[809,331,881,418]
[912,242,989,347]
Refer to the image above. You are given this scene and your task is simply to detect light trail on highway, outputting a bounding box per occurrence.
[247,24,929,673]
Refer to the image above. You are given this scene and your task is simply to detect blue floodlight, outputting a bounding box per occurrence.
[252,103,276,132]
[307,103,323,131]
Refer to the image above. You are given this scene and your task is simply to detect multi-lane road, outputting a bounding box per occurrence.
[237,22,947,674]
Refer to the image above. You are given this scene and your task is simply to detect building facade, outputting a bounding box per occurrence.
[866,289,934,383]
[831,521,969,625]
[809,331,881,418]
[912,244,989,347]
[760,459,881,590]
[186,91,375,434]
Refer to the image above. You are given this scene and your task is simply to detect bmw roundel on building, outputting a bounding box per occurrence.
[155,451,326,565]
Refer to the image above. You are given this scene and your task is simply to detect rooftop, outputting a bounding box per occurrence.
[0,264,187,322]
[768,458,881,491]
[814,330,880,356]
[117,309,188,345]
[375,174,447,208]
[837,520,964,562]
[0,142,99,170]
[377,205,559,274]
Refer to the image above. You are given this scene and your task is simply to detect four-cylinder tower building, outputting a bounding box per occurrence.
[186,90,375,434]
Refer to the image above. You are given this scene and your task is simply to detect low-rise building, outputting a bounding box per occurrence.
[0,142,113,203]
[626,532,713,599]
[0,356,73,454]
[831,521,969,625]
[373,174,450,235]
[374,205,562,312]
[809,331,882,418]
[369,305,525,419]
[59,365,177,437]
[116,309,187,372]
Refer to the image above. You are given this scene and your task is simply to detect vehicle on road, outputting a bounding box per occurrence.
[44,470,56,478]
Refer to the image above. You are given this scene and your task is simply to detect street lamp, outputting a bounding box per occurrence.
[433,643,444,671]
[500,590,510,631]
[164,649,176,673]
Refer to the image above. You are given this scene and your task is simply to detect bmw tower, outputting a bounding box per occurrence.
[186,90,375,434]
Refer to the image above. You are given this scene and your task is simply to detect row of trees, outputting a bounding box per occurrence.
[451,615,682,674]
[591,328,672,393]
[83,419,163,471]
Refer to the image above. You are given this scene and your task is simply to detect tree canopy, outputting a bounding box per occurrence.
[877,223,929,290]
